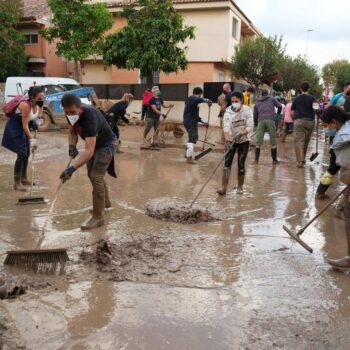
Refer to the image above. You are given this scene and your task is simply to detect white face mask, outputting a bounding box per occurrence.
[231,103,241,112]
[312,102,320,111]
[67,114,80,126]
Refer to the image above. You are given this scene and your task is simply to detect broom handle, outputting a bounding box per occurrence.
[315,116,319,152]
[202,105,211,152]
[29,130,37,198]
[36,158,73,248]
[298,187,348,235]
[189,144,233,209]
[133,123,150,145]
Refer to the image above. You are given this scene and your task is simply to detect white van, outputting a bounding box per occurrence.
[4,77,81,102]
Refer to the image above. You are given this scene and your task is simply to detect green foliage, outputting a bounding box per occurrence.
[229,35,285,89]
[0,0,26,81]
[42,0,113,63]
[279,55,322,98]
[322,59,349,86]
[335,63,350,93]
[103,0,195,85]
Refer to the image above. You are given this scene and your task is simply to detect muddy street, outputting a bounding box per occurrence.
[0,121,350,349]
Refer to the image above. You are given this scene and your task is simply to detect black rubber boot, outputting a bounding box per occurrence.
[271,148,279,164]
[255,148,260,163]
[315,183,330,200]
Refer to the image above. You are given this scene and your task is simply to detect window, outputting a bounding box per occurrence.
[140,70,160,84]
[232,17,238,39]
[25,34,38,45]
[218,71,225,82]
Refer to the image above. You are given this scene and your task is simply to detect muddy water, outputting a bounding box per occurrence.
[0,122,350,349]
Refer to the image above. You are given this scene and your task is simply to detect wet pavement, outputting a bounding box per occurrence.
[0,120,350,349]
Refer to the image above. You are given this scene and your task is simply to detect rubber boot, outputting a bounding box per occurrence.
[81,191,105,230]
[217,168,231,196]
[186,143,196,164]
[315,183,330,200]
[237,175,245,195]
[255,148,260,163]
[328,198,350,269]
[271,148,279,165]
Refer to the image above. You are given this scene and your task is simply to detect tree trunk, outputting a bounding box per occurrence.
[73,60,79,82]
[142,71,153,88]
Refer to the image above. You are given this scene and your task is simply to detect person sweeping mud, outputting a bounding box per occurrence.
[253,90,282,164]
[105,93,135,152]
[183,87,211,164]
[2,86,44,191]
[217,92,254,195]
[143,86,173,147]
[320,106,350,269]
[59,94,117,230]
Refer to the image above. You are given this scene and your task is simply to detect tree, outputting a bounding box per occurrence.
[335,62,350,93]
[0,0,26,81]
[42,0,113,81]
[322,59,349,86]
[102,0,195,86]
[229,35,285,90]
[279,55,322,97]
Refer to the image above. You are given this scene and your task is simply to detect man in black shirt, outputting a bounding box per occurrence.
[59,94,117,230]
[183,87,211,163]
[291,81,318,168]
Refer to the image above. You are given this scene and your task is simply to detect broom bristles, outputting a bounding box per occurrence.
[4,249,69,266]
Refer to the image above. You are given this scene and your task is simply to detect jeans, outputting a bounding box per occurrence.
[224,141,250,176]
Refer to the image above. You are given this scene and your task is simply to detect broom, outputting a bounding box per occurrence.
[4,158,72,269]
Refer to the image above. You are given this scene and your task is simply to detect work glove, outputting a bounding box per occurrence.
[234,133,243,143]
[203,98,212,107]
[320,171,333,186]
[225,140,233,151]
[29,138,37,151]
[69,144,79,159]
[162,114,167,119]
[60,166,76,183]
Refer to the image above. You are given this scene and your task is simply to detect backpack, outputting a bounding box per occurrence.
[3,95,28,118]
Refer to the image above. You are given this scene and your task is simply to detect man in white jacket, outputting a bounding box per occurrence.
[320,106,350,268]
[217,91,254,195]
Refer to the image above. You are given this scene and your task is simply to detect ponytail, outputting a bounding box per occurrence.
[28,86,44,100]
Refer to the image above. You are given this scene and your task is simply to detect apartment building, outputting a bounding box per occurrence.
[82,0,260,84]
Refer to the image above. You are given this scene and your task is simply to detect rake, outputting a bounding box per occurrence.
[4,158,72,270]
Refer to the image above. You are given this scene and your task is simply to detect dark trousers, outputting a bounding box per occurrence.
[141,105,149,121]
[224,141,250,176]
[328,149,341,175]
[14,140,29,183]
[184,124,198,144]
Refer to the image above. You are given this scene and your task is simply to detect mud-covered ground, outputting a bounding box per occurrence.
[1,120,350,349]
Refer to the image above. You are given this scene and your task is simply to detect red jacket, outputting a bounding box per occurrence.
[142,91,152,105]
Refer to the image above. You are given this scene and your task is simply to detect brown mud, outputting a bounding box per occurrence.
[1,122,350,349]
[145,197,220,223]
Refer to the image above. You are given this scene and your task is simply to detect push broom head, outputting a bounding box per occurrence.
[16,196,46,205]
[309,152,319,162]
[283,225,313,253]
[4,248,69,272]
[140,146,160,151]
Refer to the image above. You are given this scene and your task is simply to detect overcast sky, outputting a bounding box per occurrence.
[237,0,350,70]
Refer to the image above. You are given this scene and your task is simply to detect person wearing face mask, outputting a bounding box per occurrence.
[319,106,350,269]
[316,83,350,200]
[217,92,254,195]
[59,94,117,230]
[2,86,44,191]
[253,90,282,164]
[183,87,211,164]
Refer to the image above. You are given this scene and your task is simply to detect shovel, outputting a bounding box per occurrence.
[309,117,319,162]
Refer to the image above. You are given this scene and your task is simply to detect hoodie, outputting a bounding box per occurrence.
[253,96,282,123]
[223,105,254,144]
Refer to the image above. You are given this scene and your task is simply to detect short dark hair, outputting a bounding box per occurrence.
[261,90,269,96]
[193,87,203,95]
[301,81,310,92]
[28,86,44,99]
[321,105,347,125]
[61,94,82,108]
[231,91,244,102]
[344,81,350,88]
